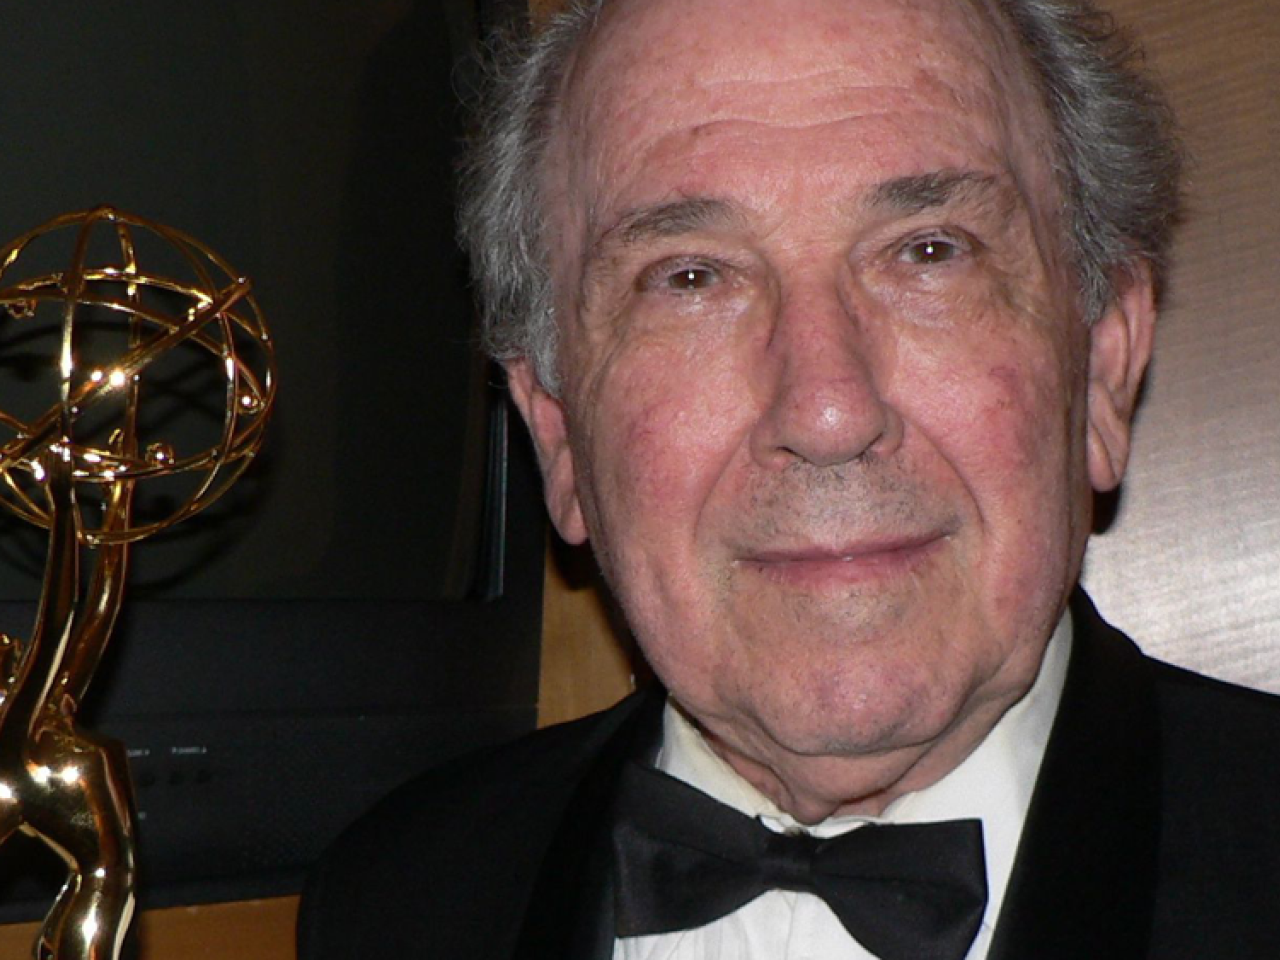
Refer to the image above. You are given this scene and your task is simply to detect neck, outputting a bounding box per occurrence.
[663,618,1073,823]
[694,694,1014,822]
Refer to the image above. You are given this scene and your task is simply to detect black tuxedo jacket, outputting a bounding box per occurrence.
[299,594,1280,958]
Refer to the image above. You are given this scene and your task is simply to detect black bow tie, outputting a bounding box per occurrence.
[611,762,988,960]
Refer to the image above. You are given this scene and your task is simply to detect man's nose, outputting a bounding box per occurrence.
[750,286,903,470]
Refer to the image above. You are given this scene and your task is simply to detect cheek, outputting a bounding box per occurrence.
[920,320,1075,477]
[951,347,1084,605]
[578,344,748,541]
[906,330,1080,574]
[601,399,696,513]
[980,361,1069,473]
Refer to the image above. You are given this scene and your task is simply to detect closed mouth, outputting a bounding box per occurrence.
[738,533,947,587]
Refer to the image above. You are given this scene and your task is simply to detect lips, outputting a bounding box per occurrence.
[738,533,947,588]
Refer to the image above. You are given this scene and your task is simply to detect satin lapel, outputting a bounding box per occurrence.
[988,592,1162,960]
[511,688,666,960]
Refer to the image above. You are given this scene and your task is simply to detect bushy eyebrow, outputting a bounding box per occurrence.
[867,170,1004,215]
[589,197,743,256]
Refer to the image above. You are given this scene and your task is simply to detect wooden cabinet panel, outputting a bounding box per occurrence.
[0,897,298,960]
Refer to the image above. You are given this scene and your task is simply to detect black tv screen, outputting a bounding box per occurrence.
[0,0,544,918]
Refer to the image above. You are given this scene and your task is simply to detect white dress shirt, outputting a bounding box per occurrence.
[614,614,1072,960]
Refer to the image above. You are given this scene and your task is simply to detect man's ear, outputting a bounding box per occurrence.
[1085,262,1157,492]
[505,359,589,545]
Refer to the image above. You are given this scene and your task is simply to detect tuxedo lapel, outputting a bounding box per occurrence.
[511,688,665,960]
[988,592,1162,960]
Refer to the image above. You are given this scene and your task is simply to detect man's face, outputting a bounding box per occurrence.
[511,0,1153,813]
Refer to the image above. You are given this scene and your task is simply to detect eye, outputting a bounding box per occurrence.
[898,234,969,266]
[638,260,724,293]
[670,266,719,290]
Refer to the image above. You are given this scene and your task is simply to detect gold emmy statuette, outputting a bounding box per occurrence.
[0,206,276,959]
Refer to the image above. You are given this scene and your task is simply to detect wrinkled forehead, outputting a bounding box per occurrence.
[546,0,1057,242]
[571,0,1019,110]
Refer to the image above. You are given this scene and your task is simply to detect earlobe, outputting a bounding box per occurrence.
[1085,264,1157,492]
[505,360,589,545]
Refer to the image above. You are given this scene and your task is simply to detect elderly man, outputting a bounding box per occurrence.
[300,0,1280,957]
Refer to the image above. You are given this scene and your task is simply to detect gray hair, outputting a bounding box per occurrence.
[457,0,1182,393]
[456,3,602,394]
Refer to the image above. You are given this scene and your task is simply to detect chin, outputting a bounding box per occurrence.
[726,661,964,759]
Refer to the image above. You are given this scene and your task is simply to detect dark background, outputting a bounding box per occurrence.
[0,0,544,916]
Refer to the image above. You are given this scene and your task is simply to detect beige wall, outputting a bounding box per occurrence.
[1081,0,1280,694]
[538,0,1280,725]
